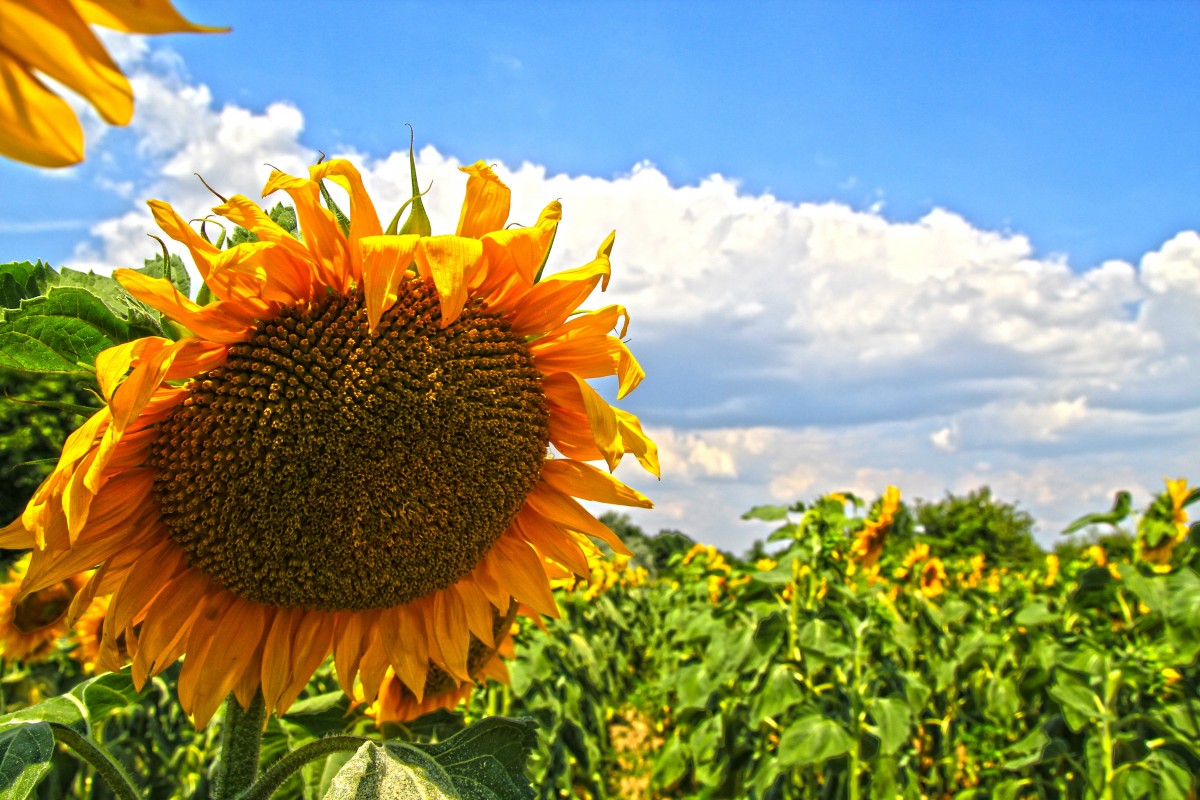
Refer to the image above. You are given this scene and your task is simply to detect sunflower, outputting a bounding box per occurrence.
[918,558,946,599]
[849,485,900,569]
[0,554,84,662]
[0,0,223,167]
[0,157,658,726]
[1139,477,1191,569]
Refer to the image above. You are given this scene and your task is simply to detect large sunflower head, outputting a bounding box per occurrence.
[1,156,658,726]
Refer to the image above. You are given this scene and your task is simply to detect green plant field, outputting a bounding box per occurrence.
[466,490,1200,800]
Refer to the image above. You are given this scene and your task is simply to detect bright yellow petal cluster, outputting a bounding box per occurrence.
[0,0,224,167]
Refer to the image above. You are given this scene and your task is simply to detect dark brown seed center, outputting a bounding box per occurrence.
[150,280,549,611]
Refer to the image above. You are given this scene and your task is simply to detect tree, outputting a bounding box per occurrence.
[599,512,697,574]
[913,487,1043,566]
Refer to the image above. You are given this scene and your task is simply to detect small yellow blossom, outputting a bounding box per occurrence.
[1043,554,1060,588]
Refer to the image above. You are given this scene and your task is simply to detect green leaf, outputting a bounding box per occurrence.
[0,669,144,736]
[752,665,804,724]
[413,716,537,800]
[688,715,723,763]
[268,202,300,238]
[279,691,354,740]
[0,723,54,799]
[865,696,911,756]
[1013,600,1055,627]
[0,261,54,309]
[798,619,852,660]
[741,504,790,522]
[777,715,855,767]
[0,262,165,375]
[1048,679,1105,733]
[135,253,190,298]
[653,731,689,790]
[319,182,351,236]
[323,741,459,800]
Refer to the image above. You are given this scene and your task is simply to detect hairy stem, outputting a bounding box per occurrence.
[49,723,140,800]
[215,691,267,800]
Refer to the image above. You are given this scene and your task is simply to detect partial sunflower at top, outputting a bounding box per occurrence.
[1,155,658,727]
[0,0,225,167]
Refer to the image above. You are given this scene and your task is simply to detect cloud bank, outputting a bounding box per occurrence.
[65,44,1200,552]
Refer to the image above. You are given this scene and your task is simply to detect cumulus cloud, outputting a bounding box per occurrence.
[65,45,1200,552]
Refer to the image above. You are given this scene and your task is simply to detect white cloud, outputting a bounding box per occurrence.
[65,45,1200,553]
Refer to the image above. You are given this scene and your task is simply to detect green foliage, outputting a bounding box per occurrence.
[914,486,1043,566]
[0,261,177,375]
[472,488,1199,799]
[0,368,101,527]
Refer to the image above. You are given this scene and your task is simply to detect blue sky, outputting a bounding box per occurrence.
[2,1,1199,550]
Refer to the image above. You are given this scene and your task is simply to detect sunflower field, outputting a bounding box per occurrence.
[1,460,1198,798]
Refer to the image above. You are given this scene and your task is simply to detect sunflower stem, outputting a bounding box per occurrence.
[49,723,141,800]
[215,691,267,800]
[235,735,368,800]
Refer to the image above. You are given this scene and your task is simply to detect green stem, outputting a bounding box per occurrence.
[215,691,267,800]
[1099,670,1121,800]
[49,723,140,800]
[847,625,863,800]
[236,736,368,800]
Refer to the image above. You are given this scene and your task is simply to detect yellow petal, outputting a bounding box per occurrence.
[456,161,510,238]
[2,0,132,125]
[414,236,483,327]
[525,482,633,557]
[489,535,558,618]
[360,234,420,331]
[0,48,83,166]
[505,232,613,336]
[542,373,621,472]
[541,459,652,508]
[480,200,561,286]
[115,269,256,343]
[73,0,227,33]
[262,170,350,291]
[426,588,470,682]
[310,158,382,283]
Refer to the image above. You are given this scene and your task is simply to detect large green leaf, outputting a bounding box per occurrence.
[412,717,537,800]
[0,261,165,375]
[865,696,911,756]
[323,741,459,800]
[0,669,145,736]
[0,723,54,800]
[777,715,855,767]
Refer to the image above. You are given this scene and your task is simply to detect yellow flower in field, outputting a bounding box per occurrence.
[755,557,777,572]
[1086,545,1107,567]
[0,0,224,167]
[902,542,931,569]
[919,558,946,598]
[0,158,657,726]
[0,555,84,662]
[1042,554,1059,588]
[1108,562,1122,581]
[1162,667,1182,684]
[1139,477,1191,570]
[849,486,901,569]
